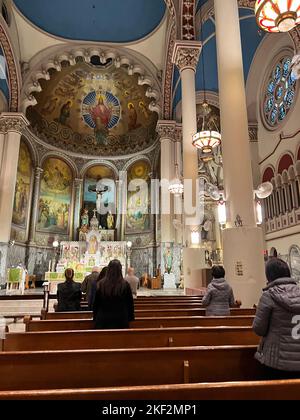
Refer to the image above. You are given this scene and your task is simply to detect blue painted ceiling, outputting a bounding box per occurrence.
[173,7,265,115]
[14,0,166,43]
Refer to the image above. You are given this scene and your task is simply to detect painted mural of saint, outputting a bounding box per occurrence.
[58,100,72,125]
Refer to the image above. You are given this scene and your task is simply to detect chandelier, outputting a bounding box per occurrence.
[192,102,221,153]
[255,0,300,33]
[192,7,221,154]
[168,164,184,196]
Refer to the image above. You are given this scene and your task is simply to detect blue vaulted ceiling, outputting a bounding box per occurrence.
[13,0,166,43]
[173,6,266,115]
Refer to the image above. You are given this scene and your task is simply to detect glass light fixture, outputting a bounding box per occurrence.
[255,0,300,33]
[52,240,59,248]
[217,198,227,226]
[193,102,221,153]
[168,162,184,196]
[256,201,263,225]
[126,241,133,249]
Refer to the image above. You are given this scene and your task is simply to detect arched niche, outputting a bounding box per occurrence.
[37,157,73,235]
[278,153,294,174]
[12,139,33,230]
[262,166,275,183]
[83,165,117,229]
[126,159,151,234]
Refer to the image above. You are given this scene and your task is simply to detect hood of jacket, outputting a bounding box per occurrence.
[265,277,300,314]
[210,278,231,292]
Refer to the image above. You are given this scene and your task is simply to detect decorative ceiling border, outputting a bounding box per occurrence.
[21,45,162,116]
[0,20,21,112]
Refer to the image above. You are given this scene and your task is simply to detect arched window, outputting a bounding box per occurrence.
[263,55,297,128]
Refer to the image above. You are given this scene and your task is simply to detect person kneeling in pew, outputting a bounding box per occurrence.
[253,258,300,379]
[57,268,82,312]
[202,265,237,316]
[93,259,135,329]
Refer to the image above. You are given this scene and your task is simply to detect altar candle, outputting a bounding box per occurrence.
[48,260,51,272]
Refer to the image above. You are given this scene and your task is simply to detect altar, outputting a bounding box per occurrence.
[45,228,127,293]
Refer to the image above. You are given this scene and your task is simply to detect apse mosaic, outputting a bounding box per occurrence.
[37,158,72,234]
[12,141,32,228]
[27,61,158,156]
[126,160,151,234]
[263,56,297,128]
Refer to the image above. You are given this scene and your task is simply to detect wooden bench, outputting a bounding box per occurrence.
[45,308,256,320]
[0,346,265,390]
[25,315,255,331]
[2,326,259,351]
[0,380,299,400]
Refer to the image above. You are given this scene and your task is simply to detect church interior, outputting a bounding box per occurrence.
[0,0,300,401]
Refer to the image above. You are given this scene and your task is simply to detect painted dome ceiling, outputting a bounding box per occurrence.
[27,59,158,157]
[13,0,166,43]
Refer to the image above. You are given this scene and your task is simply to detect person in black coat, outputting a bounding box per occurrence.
[57,268,82,312]
[93,259,134,329]
[88,266,108,310]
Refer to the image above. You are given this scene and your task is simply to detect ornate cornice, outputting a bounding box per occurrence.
[0,23,20,112]
[0,113,29,134]
[157,120,177,140]
[172,40,202,72]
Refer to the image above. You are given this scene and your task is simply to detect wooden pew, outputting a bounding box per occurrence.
[0,380,300,400]
[45,308,256,320]
[25,315,255,331]
[0,346,265,390]
[2,326,259,351]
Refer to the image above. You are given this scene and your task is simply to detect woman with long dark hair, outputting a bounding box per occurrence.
[88,266,108,310]
[93,259,134,329]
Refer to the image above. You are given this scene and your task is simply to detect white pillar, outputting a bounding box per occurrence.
[214,0,265,306]
[157,120,176,244]
[28,167,43,244]
[0,113,29,283]
[172,41,206,292]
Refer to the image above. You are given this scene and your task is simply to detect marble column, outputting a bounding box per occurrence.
[172,41,206,291]
[73,178,83,240]
[0,113,29,284]
[28,167,43,244]
[214,0,265,306]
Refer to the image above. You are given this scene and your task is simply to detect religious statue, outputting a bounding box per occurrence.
[81,208,89,228]
[107,211,115,230]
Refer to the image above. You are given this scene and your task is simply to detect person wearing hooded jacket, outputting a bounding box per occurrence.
[253,258,300,378]
[202,265,236,316]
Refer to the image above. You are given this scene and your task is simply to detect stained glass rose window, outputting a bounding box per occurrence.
[263,56,297,128]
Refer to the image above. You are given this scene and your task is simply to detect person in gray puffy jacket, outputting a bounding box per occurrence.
[202,266,236,316]
[253,258,300,378]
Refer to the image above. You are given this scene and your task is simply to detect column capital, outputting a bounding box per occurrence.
[172,40,202,72]
[74,178,84,187]
[175,124,183,143]
[157,120,177,141]
[34,167,44,177]
[0,113,30,134]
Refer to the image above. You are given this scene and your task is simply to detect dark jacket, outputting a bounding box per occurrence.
[93,279,134,329]
[202,278,235,316]
[81,271,99,301]
[57,280,82,312]
[253,277,300,371]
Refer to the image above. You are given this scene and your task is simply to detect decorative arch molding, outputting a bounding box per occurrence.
[122,155,152,173]
[20,134,39,168]
[80,160,119,180]
[40,151,79,179]
[0,17,21,111]
[21,44,163,116]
